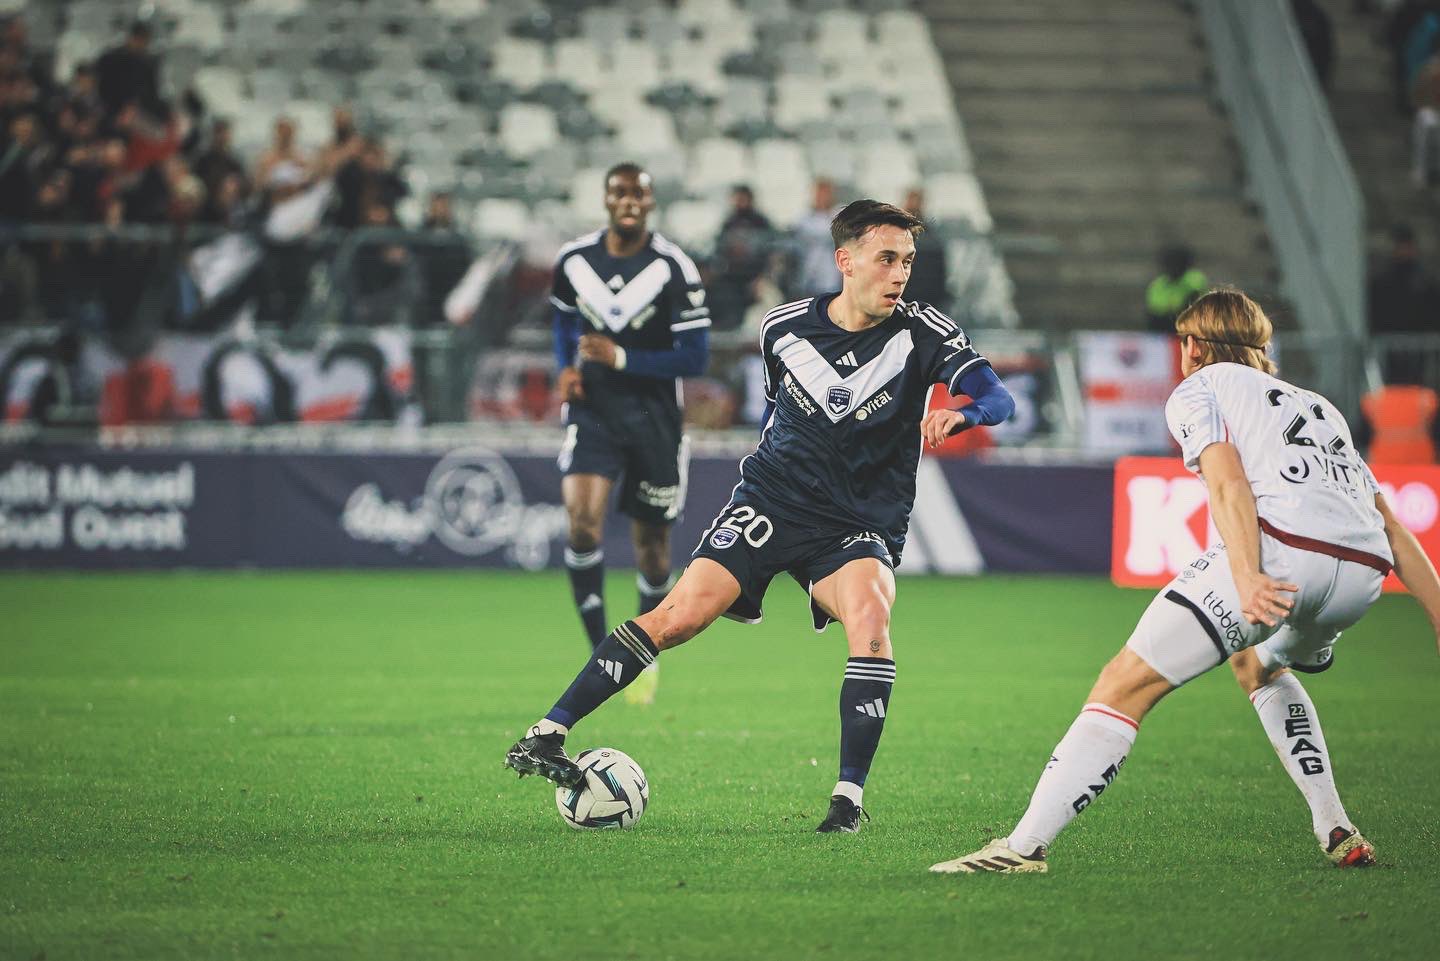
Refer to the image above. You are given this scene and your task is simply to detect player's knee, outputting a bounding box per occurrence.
[567,510,604,551]
[842,596,892,650]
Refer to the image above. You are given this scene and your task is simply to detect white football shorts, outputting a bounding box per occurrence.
[1125,534,1386,687]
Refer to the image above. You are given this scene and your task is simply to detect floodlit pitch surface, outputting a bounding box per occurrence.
[2,572,1436,961]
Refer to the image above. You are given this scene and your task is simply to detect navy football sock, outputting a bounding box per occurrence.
[637,571,671,617]
[564,546,607,650]
[836,657,896,800]
[545,621,659,729]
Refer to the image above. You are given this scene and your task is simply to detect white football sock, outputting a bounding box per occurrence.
[832,780,863,807]
[1008,703,1138,855]
[1250,673,1351,843]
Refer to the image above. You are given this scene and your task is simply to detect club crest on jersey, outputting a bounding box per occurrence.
[826,386,853,416]
[709,527,739,549]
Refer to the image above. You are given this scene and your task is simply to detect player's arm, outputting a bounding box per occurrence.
[919,317,1015,446]
[1197,442,1298,627]
[1375,492,1440,652]
[553,308,583,401]
[921,365,1015,446]
[577,325,709,379]
[550,257,584,401]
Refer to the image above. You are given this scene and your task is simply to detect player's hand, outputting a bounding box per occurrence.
[578,334,618,368]
[920,408,968,448]
[556,366,584,402]
[1234,570,1298,627]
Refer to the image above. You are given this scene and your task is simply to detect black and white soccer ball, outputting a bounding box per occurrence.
[554,748,649,830]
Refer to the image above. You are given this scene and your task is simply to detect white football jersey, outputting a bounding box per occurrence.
[1165,363,1392,563]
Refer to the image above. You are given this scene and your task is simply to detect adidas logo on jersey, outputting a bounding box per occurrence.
[580,594,603,612]
[855,698,887,718]
[597,659,624,683]
[835,351,859,368]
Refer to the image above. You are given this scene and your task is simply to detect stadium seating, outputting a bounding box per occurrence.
[27,0,1017,324]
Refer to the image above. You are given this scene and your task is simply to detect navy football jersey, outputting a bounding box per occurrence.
[739,295,990,561]
[550,228,710,419]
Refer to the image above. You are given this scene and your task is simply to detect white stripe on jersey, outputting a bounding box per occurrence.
[564,256,672,333]
[947,356,987,393]
[922,306,957,333]
[556,227,607,260]
[549,294,578,314]
[774,329,915,423]
[651,233,703,285]
[760,299,812,341]
[759,299,813,400]
[670,317,711,332]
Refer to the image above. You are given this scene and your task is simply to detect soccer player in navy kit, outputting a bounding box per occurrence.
[550,163,711,704]
[508,200,1015,832]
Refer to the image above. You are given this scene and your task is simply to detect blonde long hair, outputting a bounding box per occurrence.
[1174,288,1277,375]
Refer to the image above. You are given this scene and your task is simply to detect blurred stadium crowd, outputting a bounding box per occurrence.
[0,0,1435,441]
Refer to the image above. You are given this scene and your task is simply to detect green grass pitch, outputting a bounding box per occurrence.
[2,571,1437,960]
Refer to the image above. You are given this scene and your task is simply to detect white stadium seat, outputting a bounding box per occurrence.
[499,103,559,158]
[774,76,832,130]
[493,40,549,91]
[815,10,869,60]
[472,199,530,241]
[554,39,605,93]
[616,106,679,157]
[660,199,724,255]
[751,138,808,181]
[686,137,751,195]
[926,172,994,232]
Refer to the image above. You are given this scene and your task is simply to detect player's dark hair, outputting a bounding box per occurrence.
[829,199,925,249]
[604,162,647,189]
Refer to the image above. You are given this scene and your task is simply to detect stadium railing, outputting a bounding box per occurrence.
[1198,0,1367,407]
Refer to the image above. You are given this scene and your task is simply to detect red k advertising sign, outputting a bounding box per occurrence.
[1112,457,1440,594]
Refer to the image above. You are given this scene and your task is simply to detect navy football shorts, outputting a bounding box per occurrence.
[690,496,894,631]
[558,402,687,526]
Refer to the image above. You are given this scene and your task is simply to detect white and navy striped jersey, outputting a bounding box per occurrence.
[1166,363,1391,562]
[550,228,710,415]
[739,295,991,560]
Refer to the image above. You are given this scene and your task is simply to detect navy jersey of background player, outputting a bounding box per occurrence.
[551,227,710,420]
[745,294,988,561]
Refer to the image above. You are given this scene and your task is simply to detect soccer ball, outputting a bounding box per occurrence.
[555,748,649,830]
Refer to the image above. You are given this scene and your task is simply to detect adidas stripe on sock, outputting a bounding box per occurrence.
[545,620,659,729]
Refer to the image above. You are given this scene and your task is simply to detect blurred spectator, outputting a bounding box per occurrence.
[1144,244,1208,333]
[125,154,204,225]
[416,192,473,326]
[792,177,841,296]
[1291,0,1335,88]
[902,187,950,308]
[254,116,310,204]
[1387,1,1440,114]
[0,110,44,219]
[1413,52,1440,185]
[1370,223,1439,385]
[95,22,160,121]
[347,201,420,326]
[200,171,248,227]
[192,118,246,199]
[709,184,773,330]
[1370,223,1440,332]
[332,134,404,229]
